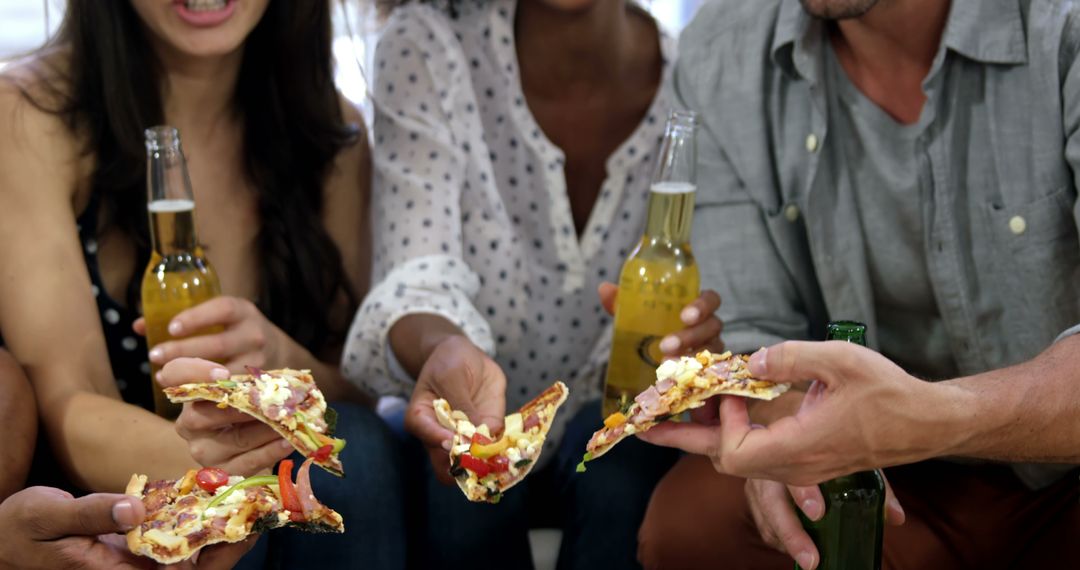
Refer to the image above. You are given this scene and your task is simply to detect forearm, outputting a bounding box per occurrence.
[931,334,1080,463]
[47,392,196,492]
[388,314,467,378]
[0,351,35,501]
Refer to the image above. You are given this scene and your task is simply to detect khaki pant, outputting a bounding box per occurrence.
[638,457,1080,569]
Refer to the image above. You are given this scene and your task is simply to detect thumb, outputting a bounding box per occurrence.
[597,282,618,316]
[748,341,865,386]
[158,357,231,388]
[26,491,145,539]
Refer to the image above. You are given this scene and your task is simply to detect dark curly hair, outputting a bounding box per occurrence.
[19,0,359,355]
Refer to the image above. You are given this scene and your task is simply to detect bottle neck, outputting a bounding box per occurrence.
[642,186,695,243]
[149,201,200,257]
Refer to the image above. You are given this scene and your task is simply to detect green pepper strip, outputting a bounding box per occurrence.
[575,452,593,473]
[295,411,346,454]
[202,475,278,519]
[216,380,237,389]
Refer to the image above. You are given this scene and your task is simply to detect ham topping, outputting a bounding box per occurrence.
[634,386,668,417]
[656,377,677,394]
[295,458,320,518]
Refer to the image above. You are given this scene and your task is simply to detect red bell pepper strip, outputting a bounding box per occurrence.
[277,459,305,522]
[486,455,510,474]
[458,454,491,478]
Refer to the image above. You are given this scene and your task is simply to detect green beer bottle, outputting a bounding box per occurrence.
[795,321,885,570]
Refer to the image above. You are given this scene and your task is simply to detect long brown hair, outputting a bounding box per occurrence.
[18,1,359,354]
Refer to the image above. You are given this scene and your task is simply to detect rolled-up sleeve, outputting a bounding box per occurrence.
[342,15,494,397]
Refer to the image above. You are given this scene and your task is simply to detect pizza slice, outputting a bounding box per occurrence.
[434,381,569,504]
[126,458,343,565]
[578,350,789,470]
[165,368,346,477]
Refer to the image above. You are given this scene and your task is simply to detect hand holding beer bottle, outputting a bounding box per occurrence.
[603,110,705,417]
[140,126,222,419]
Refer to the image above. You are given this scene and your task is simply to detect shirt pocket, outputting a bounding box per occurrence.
[984,185,1080,344]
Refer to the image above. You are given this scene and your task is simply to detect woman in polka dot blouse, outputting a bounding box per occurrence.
[344,0,723,566]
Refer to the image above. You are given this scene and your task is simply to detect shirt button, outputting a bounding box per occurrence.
[784,204,800,222]
[1008,215,1026,235]
[805,134,819,153]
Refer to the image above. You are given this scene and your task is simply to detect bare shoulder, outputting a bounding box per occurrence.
[0,50,83,202]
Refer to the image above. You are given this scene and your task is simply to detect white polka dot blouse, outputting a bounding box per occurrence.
[344,0,675,447]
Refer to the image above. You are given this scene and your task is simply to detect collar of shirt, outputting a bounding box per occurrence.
[769,0,1029,88]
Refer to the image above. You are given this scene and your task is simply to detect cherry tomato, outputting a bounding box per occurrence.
[312,444,333,462]
[195,467,230,494]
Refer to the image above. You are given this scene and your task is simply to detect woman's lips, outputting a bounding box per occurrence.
[173,0,238,28]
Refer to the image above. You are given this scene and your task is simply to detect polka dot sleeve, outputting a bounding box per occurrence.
[343,13,495,396]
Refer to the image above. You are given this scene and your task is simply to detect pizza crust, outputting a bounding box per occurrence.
[165,369,345,477]
[584,351,790,462]
[125,466,344,564]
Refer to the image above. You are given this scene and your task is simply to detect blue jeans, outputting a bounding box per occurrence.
[402,400,679,570]
[235,403,407,569]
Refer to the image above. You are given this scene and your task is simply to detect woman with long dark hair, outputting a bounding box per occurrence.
[0,1,405,566]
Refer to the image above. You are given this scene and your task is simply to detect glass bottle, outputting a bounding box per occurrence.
[796,321,886,570]
[602,110,701,417]
[140,126,222,419]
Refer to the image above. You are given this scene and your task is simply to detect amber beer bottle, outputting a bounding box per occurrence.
[603,110,700,417]
[140,126,221,419]
[796,321,886,570]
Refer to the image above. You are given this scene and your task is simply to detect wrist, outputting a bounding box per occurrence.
[420,332,470,362]
[905,379,977,462]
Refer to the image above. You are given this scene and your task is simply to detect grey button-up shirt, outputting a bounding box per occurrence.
[677,0,1080,488]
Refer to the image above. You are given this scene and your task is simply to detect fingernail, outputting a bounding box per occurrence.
[210,367,230,381]
[441,440,452,451]
[749,347,767,376]
[796,550,817,570]
[155,371,163,385]
[659,336,680,353]
[279,440,294,450]
[148,347,164,363]
[112,498,140,530]
[168,321,183,336]
[680,306,700,324]
[889,496,905,517]
[801,498,823,521]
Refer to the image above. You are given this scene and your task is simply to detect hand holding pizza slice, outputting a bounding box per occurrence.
[126,458,343,564]
[579,350,790,470]
[165,368,347,477]
[435,381,569,504]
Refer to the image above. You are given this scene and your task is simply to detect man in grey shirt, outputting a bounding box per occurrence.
[635,0,1080,568]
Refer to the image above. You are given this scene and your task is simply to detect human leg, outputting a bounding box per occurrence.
[273,403,408,569]
[0,348,36,501]
[553,401,679,570]
[417,439,534,569]
[637,454,789,569]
